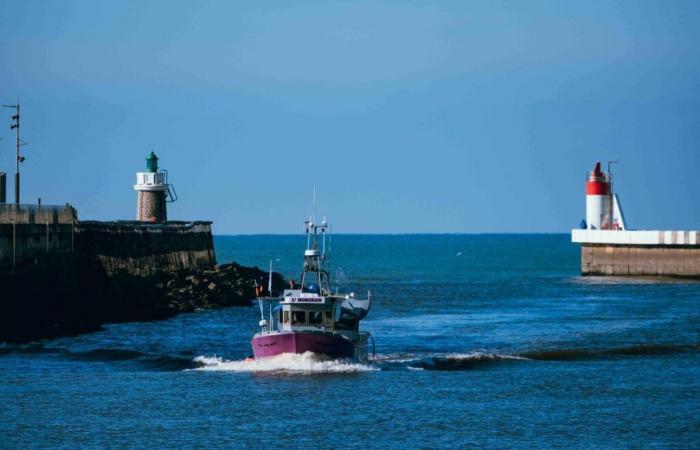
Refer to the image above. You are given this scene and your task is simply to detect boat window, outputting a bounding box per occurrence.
[291,311,306,325]
[282,310,289,324]
[308,311,323,325]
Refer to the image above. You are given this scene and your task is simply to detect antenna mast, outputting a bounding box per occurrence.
[2,99,22,204]
[313,185,317,226]
[607,159,619,229]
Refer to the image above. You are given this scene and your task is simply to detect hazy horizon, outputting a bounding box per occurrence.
[213,231,572,236]
[1,1,699,234]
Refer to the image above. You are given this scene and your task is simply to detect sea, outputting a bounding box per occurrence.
[1,234,699,448]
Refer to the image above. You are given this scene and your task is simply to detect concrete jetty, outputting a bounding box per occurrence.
[571,161,700,278]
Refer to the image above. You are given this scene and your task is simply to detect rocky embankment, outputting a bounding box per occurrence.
[159,263,286,312]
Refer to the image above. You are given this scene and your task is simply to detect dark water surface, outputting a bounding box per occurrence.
[2,235,699,448]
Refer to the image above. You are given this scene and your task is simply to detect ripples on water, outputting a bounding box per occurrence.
[1,235,699,448]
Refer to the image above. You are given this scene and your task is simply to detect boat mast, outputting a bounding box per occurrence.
[328,224,333,293]
[268,259,273,327]
[300,187,330,293]
[313,185,317,228]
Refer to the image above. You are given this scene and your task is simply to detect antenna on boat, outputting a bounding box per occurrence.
[328,224,333,290]
[306,216,312,249]
[313,185,317,227]
[322,216,327,257]
[268,259,273,328]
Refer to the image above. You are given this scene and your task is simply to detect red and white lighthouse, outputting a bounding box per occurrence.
[586,161,610,230]
[585,161,626,230]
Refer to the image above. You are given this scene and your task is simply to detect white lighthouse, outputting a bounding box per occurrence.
[584,161,625,230]
[134,151,176,222]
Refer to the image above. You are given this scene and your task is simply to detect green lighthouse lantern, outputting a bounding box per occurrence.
[146,151,159,173]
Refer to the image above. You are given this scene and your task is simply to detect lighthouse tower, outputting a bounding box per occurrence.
[585,161,610,230]
[134,151,174,222]
[585,161,626,230]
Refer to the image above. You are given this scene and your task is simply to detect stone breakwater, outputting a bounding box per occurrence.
[159,263,286,312]
[0,211,285,343]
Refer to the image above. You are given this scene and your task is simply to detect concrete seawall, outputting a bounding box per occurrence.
[0,204,77,224]
[0,205,215,274]
[581,244,700,278]
[0,223,75,265]
[77,221,216,276]
[0,205,77,267]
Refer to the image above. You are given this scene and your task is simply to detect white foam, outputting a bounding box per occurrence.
[191,351,378,374]
[373,353,422,363]
[441,351,529,361]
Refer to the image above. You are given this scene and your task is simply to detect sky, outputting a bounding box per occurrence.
[0,0,699,234]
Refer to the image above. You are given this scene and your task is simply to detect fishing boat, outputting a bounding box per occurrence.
[251,215,374,362]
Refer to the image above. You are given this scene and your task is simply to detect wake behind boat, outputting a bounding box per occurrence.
[251,216,374,362]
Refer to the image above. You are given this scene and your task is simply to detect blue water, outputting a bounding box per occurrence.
[2,234,699,448]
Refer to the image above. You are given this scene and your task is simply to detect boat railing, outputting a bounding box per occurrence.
[355,331,376,362]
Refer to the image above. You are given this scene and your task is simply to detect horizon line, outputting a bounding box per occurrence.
[212,232,573,237]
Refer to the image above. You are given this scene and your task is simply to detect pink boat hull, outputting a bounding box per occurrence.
[252,332,355,359]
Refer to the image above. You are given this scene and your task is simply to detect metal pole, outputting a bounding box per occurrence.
[46,220,49,252]
[14,103,19,205]
[0,172,6,204]
[607,162,612,229]
[12,219,16,268]
[607,160,619,229]
[313,185,317,226]
[2,102,21,204]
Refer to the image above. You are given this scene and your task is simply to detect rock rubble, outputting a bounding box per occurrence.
[161,263,286,312]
